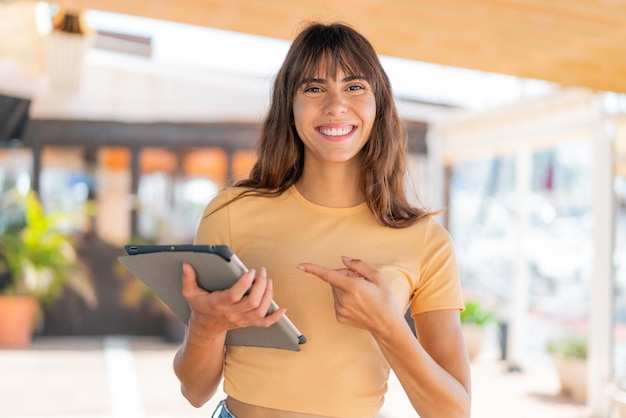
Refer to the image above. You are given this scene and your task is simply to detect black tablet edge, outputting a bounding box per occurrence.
[124,244,234,262]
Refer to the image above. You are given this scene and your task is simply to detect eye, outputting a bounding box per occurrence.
[303,86,323,93]
[346,82,370,95]
[300,84,325,97]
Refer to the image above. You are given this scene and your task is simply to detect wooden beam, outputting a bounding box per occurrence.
[44,0,626,93]
[22,119,260,150]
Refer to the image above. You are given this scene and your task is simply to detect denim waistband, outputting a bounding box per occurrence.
[211,399,236,418]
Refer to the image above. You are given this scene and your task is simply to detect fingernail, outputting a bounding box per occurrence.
[342,256,352,262]
[297,264,306,271]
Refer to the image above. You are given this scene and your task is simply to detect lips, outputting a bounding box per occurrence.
[317,125,356,137]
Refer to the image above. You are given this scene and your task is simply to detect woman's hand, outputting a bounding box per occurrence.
[180,263,286,341]
[298,256,403,336]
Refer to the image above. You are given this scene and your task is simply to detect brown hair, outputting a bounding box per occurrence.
[232,22,431,227]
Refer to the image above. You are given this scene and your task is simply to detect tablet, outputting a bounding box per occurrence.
[118,244,306,351]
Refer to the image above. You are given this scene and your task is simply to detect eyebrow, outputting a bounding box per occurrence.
[299,75,369,85]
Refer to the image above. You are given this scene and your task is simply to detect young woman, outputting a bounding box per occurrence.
[173,22,471,418]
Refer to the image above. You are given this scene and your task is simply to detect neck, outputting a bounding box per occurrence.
[296,162,364,208]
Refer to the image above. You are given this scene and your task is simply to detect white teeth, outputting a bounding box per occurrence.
[319,126,353,136]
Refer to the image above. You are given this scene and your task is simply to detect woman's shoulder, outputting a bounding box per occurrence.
[412,215,456,251]
[204,186,287,212]
[406,214,454,243]
[210,186,258,201]
[203,186,246,214]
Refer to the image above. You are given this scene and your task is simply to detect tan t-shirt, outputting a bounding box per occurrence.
[194,186,464,418]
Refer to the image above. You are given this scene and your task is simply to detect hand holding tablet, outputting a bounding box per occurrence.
[118,244,306,351]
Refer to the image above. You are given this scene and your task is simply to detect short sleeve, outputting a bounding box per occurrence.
[193,189,233,246]
[410,217,464,316]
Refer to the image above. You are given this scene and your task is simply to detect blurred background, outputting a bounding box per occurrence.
[0,1,625,417]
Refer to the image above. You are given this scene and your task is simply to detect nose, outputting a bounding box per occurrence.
[323,90,347,115]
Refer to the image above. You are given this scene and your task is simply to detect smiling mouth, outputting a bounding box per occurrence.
[317,125,356,136]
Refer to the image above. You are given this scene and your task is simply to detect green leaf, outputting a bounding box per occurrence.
[460,299,496,326]
[0,190,96,308]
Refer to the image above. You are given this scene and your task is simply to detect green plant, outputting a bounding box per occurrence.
[460,299,496,326]
[0,190,96,307]
[546,335,587,360]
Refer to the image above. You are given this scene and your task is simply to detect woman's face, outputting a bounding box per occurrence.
[292,67,376,168]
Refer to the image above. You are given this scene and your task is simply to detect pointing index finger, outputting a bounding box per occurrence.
[298,263,332,281]
[298,262,358,287]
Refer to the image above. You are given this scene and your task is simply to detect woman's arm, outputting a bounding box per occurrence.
[173,321,227,407]
[298,257,471,418]
[173,263,286,407]
[373,308,471,418]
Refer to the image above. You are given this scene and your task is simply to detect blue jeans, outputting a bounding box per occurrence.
[211,399,236,418]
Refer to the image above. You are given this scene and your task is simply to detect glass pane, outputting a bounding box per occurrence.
[449,139,593,368]
[40,147,92,234]
[0,148,32,233]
